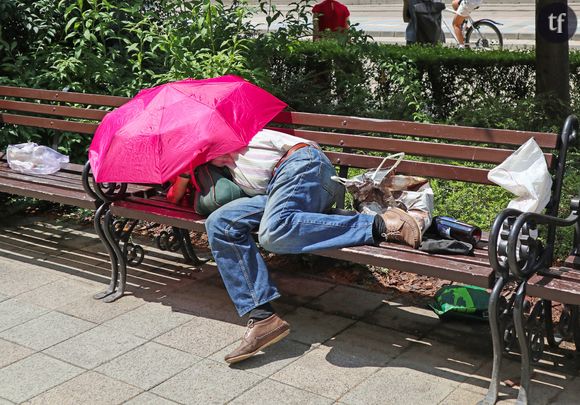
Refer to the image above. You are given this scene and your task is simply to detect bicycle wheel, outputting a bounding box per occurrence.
[466,21,503,50]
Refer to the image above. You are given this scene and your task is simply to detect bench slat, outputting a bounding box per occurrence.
[0,100,108,120]
[0,85,128,107]
[315,244,495,288]
[527,273,580,305]
[1,113,97,134]
[0,166,89,190]
[325,152,493,184]
[111,199,206,232]
[378,242,491,267]
[269,126,555,167]
[272,111,559,148]
[0,176,96,208]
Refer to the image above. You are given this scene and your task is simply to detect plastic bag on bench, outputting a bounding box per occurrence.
[6,142,69,175]
[487,138,552,213]
[332,153,435,234]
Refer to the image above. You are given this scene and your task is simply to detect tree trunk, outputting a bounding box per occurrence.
[536,0,570,118]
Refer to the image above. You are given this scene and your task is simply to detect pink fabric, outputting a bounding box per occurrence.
[89,75,287,184]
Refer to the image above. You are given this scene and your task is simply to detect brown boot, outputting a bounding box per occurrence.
[380,207,421,248]
[225,314,290,364]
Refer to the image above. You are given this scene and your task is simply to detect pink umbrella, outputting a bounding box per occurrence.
[89,75,287,184]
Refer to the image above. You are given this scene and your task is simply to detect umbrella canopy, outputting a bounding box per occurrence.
[89,75,287,184]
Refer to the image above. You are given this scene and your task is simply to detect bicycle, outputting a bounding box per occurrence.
[441,6,503,50]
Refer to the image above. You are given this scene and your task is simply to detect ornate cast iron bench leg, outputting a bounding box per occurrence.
[93,203,120,300]
[480,209,523,405]
[100,209,128,303]
[156,227,210,266]
[478,275,509,405]
[513,281,531,405]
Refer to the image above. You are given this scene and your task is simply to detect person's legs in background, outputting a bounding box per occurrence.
[452,0,467,46]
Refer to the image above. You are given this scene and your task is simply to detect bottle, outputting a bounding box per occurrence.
[434,216,482,246]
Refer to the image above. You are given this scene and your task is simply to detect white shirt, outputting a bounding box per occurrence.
[211,129,317,196]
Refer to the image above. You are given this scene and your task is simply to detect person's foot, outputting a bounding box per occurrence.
[380,207,421,248]
[225,314,290,364]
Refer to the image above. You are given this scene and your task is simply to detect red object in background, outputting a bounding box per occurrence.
[313,0,350,32]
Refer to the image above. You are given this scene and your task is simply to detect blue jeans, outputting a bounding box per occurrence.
[205,146,376,316]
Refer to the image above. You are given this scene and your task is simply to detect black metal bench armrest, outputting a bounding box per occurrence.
[488,207,524,280]
[81,161,128,203]
[506,205,579,280]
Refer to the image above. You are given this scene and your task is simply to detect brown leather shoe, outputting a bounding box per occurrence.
[380,207,421,248]
[225,314,290,364]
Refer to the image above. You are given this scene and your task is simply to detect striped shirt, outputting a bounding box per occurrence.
[211,129,317,196]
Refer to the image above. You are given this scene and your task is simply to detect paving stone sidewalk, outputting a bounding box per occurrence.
[0,216,578,404]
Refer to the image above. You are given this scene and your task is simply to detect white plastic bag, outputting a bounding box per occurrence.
[6,142,69,175]
[487,138,552,213]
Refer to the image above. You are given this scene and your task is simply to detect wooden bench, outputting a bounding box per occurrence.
[97,110,580,405]
[2,86,578,405]
[0,86,154,293]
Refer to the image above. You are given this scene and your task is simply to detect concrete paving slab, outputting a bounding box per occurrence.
[0,299,48,333]
[36,249,114,286]
[210,337,312,377]
[439,388,501,405]
[339,365,458,405]
[123,392,179,405]
[25,371,142,405]
[0,227,64,258]
[95,342,200,390]
[102,302,194,340]
[386,338,487,384]
[0,294,6,303]
[283,306,356,346]
[363,298,441,337]
[230,378,334,405]
[0,339,35,368]
[44,325,146,369]
[154,316,245,357]
[270,344,380,400]
[57,293,147,324]
[326,321,414,363]
[152,282,244,324]
[306,284,391,319]
[15,278,101,310]
[460,356,575,405]
[270,271,335,306]
[0,397,13,405]
[0,311,95,351]
[151,359,263,405]
[0,259,63,297]
[15,222,103,251]
[427,317,492,354]
[0,353,83,403]
[551,375,580,404]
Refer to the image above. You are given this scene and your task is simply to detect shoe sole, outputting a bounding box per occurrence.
[225,329,290,364]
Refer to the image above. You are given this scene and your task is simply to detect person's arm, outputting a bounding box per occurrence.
[167,173,190,204]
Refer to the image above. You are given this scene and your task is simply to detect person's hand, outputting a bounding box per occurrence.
[167,174,190,204]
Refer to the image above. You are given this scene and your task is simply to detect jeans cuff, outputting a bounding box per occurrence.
[238,292,281,317]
